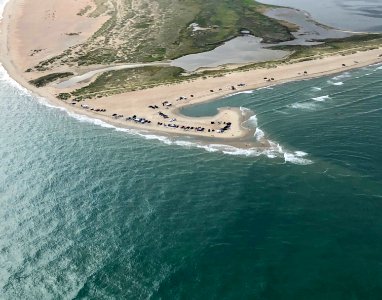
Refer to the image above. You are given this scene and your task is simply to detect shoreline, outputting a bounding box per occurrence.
[1,0,382,148]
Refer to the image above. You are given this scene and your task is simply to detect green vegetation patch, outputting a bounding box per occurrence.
[29,72,74,87]
[35,0,293,69]
[63,34,382,101]
[194,0,292,43]
[89,0,110,17]
[71,66,191,99]
[77,5,92,16]
[269,34,382,60]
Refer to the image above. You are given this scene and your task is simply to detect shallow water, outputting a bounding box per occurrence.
[171,35,289,72]
[2,0,382,298]
[265,8,351,45]
[1,59,382,298]
[258,0,382,32]
[170,10,350,72]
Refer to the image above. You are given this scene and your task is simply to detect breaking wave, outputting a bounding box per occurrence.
[254,128,265,141]
[233,90,254,96]
[61,104,313,164]
[0,64,34,96]
[331,72,351,80]
[328,80,344,86]
[312,95,330,102]
[284,150,312,165]
[290,102,318,111]
[239,106,252,116]
[246,114,265,142]
[247,114,258,127]
[0,0,9,21]
[0,63,312,165]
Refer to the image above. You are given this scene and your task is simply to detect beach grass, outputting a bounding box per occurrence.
[60,34,381,101]
[70,66,191,100]
[29,72,74,87]
[270,34,382,60]
[34,0,293,70]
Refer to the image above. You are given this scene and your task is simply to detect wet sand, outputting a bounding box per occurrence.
[1,0,382,145]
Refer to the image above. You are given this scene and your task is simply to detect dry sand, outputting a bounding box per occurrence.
[1,0,382,144]
[4,0,109,71]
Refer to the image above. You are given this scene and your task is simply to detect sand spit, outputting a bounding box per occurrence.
[1,0,381,144]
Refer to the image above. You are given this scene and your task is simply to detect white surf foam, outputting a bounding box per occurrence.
[246,114,267,142]
[0,64,36,98]
[257,85,275,91]
[173,140,197,148]
[1,52,312,165]
[254,128,265,141]
[312,95,330,102]
[196,133,313,164]
[242,114,312,164]
[327,80,344,86]
[233,90,254,95]
[294,151,308,157]
[270,142,312,165]
[0,0,9,21]
[368,62,382,68]
[332,73,351,80]
[290,102,318,111]
[284,152,313,165]
[64,108,313,163]
[312,87,322,91]
[222,147,261,157]
[243,114,267,143]
[201,143,272,158]
[68,111,119,129]
[138,133,174,145]
[239,106,252,116]
[269,141,313,165]
[118,125,313,165]
[35,95,72,112]
[247,114,258,127]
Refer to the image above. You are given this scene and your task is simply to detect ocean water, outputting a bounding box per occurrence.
[1,60,382,298]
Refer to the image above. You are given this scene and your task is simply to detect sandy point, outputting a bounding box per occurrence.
[1,0,382,146]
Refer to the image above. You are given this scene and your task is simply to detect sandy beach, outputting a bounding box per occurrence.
[1,0,382,144]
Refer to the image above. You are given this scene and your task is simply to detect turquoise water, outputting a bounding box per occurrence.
[1,62,382,298]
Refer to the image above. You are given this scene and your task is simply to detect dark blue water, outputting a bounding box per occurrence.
[1,63,382,299]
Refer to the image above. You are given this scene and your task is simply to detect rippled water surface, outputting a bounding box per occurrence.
[2,0,382,298]
[1,61,382,298]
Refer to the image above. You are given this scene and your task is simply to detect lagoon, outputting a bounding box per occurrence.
[258,0,382,32]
